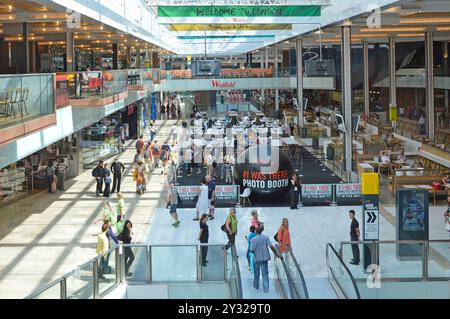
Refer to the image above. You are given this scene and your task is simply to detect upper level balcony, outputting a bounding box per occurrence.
[0,74,56,146]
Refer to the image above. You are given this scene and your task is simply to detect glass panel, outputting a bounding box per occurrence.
[327,246,359,299]
[125,245,147,283]
[274,252,292,298]
[379,242,424,279]
[32,282,62,299]
[0,74,55,130]
[201,245,226,281]
[286,253,308,299]
[151,246,197,281]
[66,262,94,299]
[99,249,117,295]
[428,242,450,279]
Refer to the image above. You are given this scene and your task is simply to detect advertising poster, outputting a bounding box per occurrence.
[396,189,429,258]
[301,184,332,206]
[336,184,362,205]
[151,93,157,121]
[176,185,239,208]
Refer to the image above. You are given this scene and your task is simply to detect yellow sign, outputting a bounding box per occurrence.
[389,104,398,122]
[168,24,292,32]
[361,173,379,195]
[187,56,192,62]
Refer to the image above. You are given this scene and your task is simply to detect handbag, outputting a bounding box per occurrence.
[221,223,227,232]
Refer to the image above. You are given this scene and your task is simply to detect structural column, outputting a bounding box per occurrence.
[19,22,30,74]
[274,45,279,111]
[425,31,435,140]
[112,43,118,70]
[136,48,141,69]
[66,31,75,72]
[388,36,397,112]
[363,41,370,117]
[126,46,132,67]
[260,50,265,104]
[296,37,304,127]
[341,25,353,173]
[444,42,449,117]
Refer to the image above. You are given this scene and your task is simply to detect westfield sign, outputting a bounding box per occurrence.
[211,80,236,88]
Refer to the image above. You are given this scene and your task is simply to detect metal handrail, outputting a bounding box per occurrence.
[273,244,301,299]
[288,249,310,299]
[230,245,243,299]
[326,243,361,299]
[26,243,238,299]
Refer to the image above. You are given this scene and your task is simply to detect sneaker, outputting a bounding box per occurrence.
[202,263,207,267]
[210,216,214,220]
[175,221,181,227]
[193,218,200,221]
[349,261,359,265]
[126,272,133,277]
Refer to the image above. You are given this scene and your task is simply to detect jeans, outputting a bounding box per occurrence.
[96,179,103,196]
[47,175,53,192]
[124,247,135,275]
[351,236,360,263]
[225,233,236,251]
[253,260,269,292]
[57,173,65,191]
[104,182,111,197]
[200,244,208,264]
[111,175,121,193]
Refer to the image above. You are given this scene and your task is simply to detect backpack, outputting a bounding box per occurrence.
[152,144,159,154]
[91,166,98,177]
[135,140,140,149]
[274,233,279,243]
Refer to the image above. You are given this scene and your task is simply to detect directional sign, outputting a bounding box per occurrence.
[363,195,379,241]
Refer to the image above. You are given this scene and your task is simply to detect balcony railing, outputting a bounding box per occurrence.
[0,73,55,132]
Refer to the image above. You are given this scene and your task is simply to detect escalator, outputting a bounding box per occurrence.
[273,244,309,299]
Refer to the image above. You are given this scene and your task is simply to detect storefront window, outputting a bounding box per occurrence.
[81,113,123,168]
[0,161,30,205]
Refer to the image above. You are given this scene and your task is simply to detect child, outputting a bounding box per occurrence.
[245,226,257,273]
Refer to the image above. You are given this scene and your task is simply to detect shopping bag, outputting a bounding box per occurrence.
[51,180,57,193]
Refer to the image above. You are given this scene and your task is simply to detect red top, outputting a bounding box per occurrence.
[277,227,291,253]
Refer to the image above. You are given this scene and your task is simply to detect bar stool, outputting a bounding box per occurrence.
[0,89,13,118]
[18,88,29,115]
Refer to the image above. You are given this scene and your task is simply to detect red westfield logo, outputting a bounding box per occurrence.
[212,80,236,88]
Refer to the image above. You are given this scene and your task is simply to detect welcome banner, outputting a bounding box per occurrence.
[158,5,321,24]
[168,23,293,32]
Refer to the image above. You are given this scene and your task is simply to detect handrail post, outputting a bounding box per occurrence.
[197,244,202,282]
[93,259,99,299]
[119,244,124,283]
[60,278,67,299]
[224,245,228,281]
[423,241,428,281]
[115,247,120,285]
[147,245,152,283]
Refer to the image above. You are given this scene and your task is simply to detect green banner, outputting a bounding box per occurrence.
[158,5,321,18]
[169,24,292,31]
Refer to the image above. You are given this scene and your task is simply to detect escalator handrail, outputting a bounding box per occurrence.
[326,243,361,299]
[288,249,310,299]
[231,245,243,299]
[274,244,301,299]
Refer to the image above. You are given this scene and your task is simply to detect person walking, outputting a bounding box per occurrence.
[167,183,180,227]
[96,223,109,279]
[224,208,238,251]
[150,140,162,170]
[92,161,105,197]
[206,175,216,220]
[245,225,257,272]
[149,123,157,142]
[56,157,68,191]
[290,174,301,209]
[251,210,262,229]
[134,161,146,194]
[118,220,135,277]
[160,142,171,175]
[198,214,209,267]
[135,135,145,154]
[250,226,283,293]
[444,207,450,238]
[276,218,292,262]
[103,163,112,198]
[194,177,209,221]
[116,192,125,234]
[111,157,125,194]
[46,160,55,193]
[349,210,360,265]
[102,218,119,274]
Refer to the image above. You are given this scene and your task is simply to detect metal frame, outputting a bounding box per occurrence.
[149,0,329,5]
[338,240,450,282]
[26,243,241,299]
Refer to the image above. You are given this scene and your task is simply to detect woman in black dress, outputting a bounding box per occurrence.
[290,174,301,209]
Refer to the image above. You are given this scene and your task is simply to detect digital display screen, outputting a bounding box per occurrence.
[401,192,426,232]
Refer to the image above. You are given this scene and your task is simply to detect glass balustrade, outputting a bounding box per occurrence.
[0,74,55,131]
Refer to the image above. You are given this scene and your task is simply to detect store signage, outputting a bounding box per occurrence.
[389,104,398,122]
[212,80,236,89]
[336,184,362,205]
[176,185,239,208]
[363,195,379,241]
[301,184,332,205]
[158,6,321,17]
[169,24,292,32]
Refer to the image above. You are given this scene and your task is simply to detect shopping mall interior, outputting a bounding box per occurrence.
[0,0,449,300]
